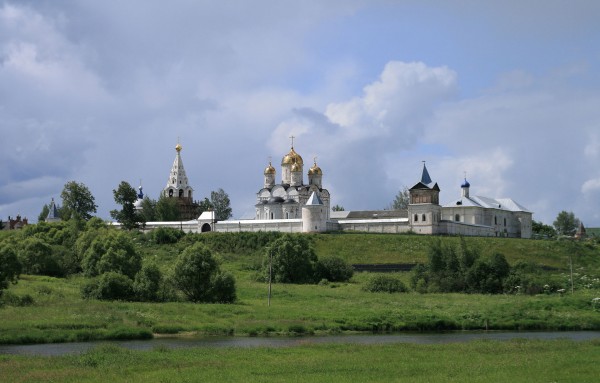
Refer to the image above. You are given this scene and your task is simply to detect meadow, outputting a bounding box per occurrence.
[1,232,599,344]
[1,339,599,382]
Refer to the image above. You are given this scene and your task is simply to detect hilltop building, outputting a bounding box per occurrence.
[45,198,61,223]
[255,139,330,221]
[162,143,199,220]
[2,215,28,230]
[133,141,532,238]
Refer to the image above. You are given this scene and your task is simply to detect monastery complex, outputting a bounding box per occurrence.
[137,141,533,239]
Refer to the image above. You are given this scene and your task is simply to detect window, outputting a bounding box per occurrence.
[179,189,184,198]
[455,214,460,222]
[422,214,426,222]
[270,212,274,219]
[504,218,507,227]
[414,214,418,222]
[494,216,497,225]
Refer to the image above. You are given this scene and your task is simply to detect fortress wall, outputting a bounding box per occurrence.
[440,221,496,237]
[336,219,410,234]
[215,219,303,233]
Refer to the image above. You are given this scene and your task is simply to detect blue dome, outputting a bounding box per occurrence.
[461,179,470,188]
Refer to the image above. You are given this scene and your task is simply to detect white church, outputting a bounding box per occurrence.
[137,141,532,238]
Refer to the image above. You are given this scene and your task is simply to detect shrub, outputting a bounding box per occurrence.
[263,234,317,284]
[172,243,236,303]
[17,237,63,277]
[82,231,141,278]
[81,272,134,301]
[133,263,163,302]
[363,274,408,293]
[0,243,21,297]
[149,227,184,245]
[315,256,354,282]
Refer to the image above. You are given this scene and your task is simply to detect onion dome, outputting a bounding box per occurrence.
[461,178,470,188]
[291,161,302,172]
[308,160,322,175]
[282,147,304,166]
[264,161,276,175]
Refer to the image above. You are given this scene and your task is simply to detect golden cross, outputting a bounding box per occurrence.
[289,135,295,148]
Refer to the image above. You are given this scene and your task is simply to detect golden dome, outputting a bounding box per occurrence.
[308,161,322,175]
[281,147,304,166]
[175,143,182,152]
[264,162,276,175]
[291,162,302,172]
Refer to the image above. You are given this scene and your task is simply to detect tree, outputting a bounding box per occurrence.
[532,220,556,238]
[553,211,580,236]
[17,237,62,277]
[156,194,180,221]
[110,181,144,230]
[264,234,318,284]
[82,231,141,279]
[389,186,410,210]
[38,204,50,222]
[0,244,21,298]
[172,242,236,303]
[315,256,353,282]
[196,197,213,216]
[139,197,157,222]
[60,181,97,221]
[331,204,345,212]
[133,263,163,302]
[210,189,233,221]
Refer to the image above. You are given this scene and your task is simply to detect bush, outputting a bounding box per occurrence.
[81,272,134,301]
[149,227,184,245]
[82,231,141,279]
[363,274,408,293]
[0,244,21,297]
[17,237,63,277]
[263,234,317,284]
[172,243,236,303]
[315,256,353,282]
[133,263,163,302]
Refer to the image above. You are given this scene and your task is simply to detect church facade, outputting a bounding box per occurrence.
[255,142,330,221]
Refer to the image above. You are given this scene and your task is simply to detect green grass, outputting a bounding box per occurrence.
[1,233,599,344]
[1,339,600,382]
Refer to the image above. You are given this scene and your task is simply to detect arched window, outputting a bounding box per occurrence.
[270,212,274,220]
[494,216,497,225]
[455,214,460,222]
[422,214,426,222]
[168,189,174,197]
[504,218,507,226]
[414,214,418,222]
[179,189,184,198]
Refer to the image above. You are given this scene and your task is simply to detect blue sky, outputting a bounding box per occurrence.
[1,1,600,226]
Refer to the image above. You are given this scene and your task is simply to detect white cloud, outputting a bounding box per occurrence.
[582,178,600,195]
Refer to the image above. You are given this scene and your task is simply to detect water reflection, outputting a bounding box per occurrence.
[1,331,599,356]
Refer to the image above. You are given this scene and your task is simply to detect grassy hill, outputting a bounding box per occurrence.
[1,229,599,345]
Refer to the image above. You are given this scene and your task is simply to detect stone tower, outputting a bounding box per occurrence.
[163,142,197,220]
[302,191,327,232]
[408,162,441,234]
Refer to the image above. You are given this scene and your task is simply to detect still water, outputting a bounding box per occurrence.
[1,331,599,356]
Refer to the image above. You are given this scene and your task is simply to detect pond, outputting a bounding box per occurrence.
[1,331,599,356]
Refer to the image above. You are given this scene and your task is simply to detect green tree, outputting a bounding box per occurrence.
[82,231,141,279]
[210,188,233,221]
[553,211,580,236]
[331,204,345,212]
[0,244,21,298]
[156,194,180,221]
[60,181,97,221]
[133,263,163,302]
[264,234,318,284]
[532,220,557,238]
[315,256,353,282]
[139,197,157,222]
[81,272,134,301]
[38,204,50,222]
[172,242,236,303]
[17,237,62,277]
[389,186,410,210]
[196,197,213,216]
[110,181,144,230]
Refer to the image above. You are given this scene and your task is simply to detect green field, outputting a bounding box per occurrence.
[1,232,599,344]
[1,339,600,382]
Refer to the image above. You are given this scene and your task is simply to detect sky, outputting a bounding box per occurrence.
[1,0,600,226]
